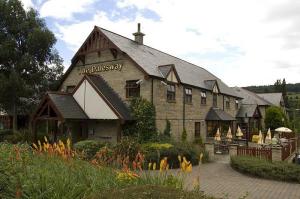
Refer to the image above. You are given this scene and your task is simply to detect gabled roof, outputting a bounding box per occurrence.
[206,108,236,121]
[84,74,132,120]
[48,93,88,119]
[98,27,239,97]
[233,87,271,106]
[60,26,240,98]
[257,93,283,106]
[236,104,261,118]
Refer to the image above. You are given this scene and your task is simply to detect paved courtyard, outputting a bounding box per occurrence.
[183,155,300,199]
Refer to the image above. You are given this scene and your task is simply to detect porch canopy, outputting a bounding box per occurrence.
[206,108,235,138]
[31,74,132,141]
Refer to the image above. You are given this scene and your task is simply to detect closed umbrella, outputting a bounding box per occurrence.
[226,127,232,142]
[265,128,272,144]
[236,126,243,139]
[214,128,221,141]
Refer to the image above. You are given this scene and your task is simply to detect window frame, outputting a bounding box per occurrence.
[235,100,239,110]
[213,93,218,107]
[195,122,201,138]
[167,83,176,102]
[184,88,192,104]
[125,80,140,98]
[225,96,230,109]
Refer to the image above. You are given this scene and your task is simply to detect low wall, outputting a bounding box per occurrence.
[204,143,214,161]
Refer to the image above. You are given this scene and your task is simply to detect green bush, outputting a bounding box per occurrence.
[73,140,106,159]
[142,142,207,169]
[113,137,141,161]
[181,128,187,142]
[231,156,300,183]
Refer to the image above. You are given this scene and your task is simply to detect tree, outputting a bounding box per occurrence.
[0,0,64,131]
[274,79,282,92]
[123,98,157,142]
[265,106,287,130]
[163,119,171,137]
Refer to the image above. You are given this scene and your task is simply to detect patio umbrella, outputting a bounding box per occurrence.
[214,128,221,142]
[265,128,272,144]
[236,126,243,138]
[226,127,232,142]
[275,127,292,133]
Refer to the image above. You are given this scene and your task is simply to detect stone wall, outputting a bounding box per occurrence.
[61,49,239,142]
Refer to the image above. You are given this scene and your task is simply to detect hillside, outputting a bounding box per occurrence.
[245,83,300,93]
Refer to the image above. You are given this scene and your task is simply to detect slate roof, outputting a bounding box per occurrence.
[48,93,88,119]
[158,65,172,77]
[257,93,283,106]
[206,108,236,121]
[96,27,239,98]
[236,104,258,118]
[232,87,271,106]
[86,74,132,120]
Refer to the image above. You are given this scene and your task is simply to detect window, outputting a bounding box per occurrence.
[66,85,76,93]
[225,97,230,109]
[185,88,192,104]
[213,93,218,107]
[201,91,206,105]
[167,84,176,102]
[235,100,239,110]
[195,122,201,138]
[126,80,140,98]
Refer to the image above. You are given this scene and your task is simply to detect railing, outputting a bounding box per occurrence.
[281,139,297,161]
[237,146,272,161]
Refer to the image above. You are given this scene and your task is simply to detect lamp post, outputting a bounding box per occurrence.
[244,113,249,146]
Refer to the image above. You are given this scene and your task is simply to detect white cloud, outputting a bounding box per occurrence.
[51,0,300,86]
[39,0,95,20]
[20,0,35,10]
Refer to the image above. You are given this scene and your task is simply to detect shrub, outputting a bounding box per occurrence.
[123,98,157,142]
[113,137,141,161]
[142,142,207,169]
[231,156,300,183]
[73,140,106,159]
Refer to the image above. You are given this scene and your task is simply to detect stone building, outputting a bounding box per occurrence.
[32,24,242,143]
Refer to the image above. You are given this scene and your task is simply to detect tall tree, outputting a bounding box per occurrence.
[274,79,282,92]
[0,0,64,131]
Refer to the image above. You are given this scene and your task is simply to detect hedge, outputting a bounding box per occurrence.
[231,156,300,183]
[73,140,107,159]
[142,142,209,169]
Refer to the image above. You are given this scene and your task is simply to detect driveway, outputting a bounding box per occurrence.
[183,155,300,199]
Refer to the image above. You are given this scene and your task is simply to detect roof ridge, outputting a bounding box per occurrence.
[97,26,219,80]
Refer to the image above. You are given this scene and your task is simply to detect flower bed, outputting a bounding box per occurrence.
[231,156,300,183]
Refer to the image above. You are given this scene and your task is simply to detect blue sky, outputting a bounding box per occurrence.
[21,0,300,86]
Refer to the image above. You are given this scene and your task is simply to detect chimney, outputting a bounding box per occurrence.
[133,23,145,45]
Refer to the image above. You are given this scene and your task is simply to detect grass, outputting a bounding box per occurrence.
[231,156,300,183]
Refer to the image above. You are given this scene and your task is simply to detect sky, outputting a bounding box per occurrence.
[20,0,300,87]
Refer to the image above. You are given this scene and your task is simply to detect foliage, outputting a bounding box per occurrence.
[73,140,107,160]
[231,156,300,183]
[181,128,187,142]
[163,119,171,137]
[0,143,191,199]
[142,142,207,169]
[194,137,203,145]
[113,137,141,161]
[123,98,157,142]
[0,0,64,130]
[265,106,287,130]
[87,185,216,199]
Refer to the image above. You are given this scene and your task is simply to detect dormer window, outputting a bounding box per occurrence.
[201,91,207,105]
[235,100,239,110]
[213,93,218,107]
[185,88,192,104]
[167,84,176,102]
[225,97,230,109]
